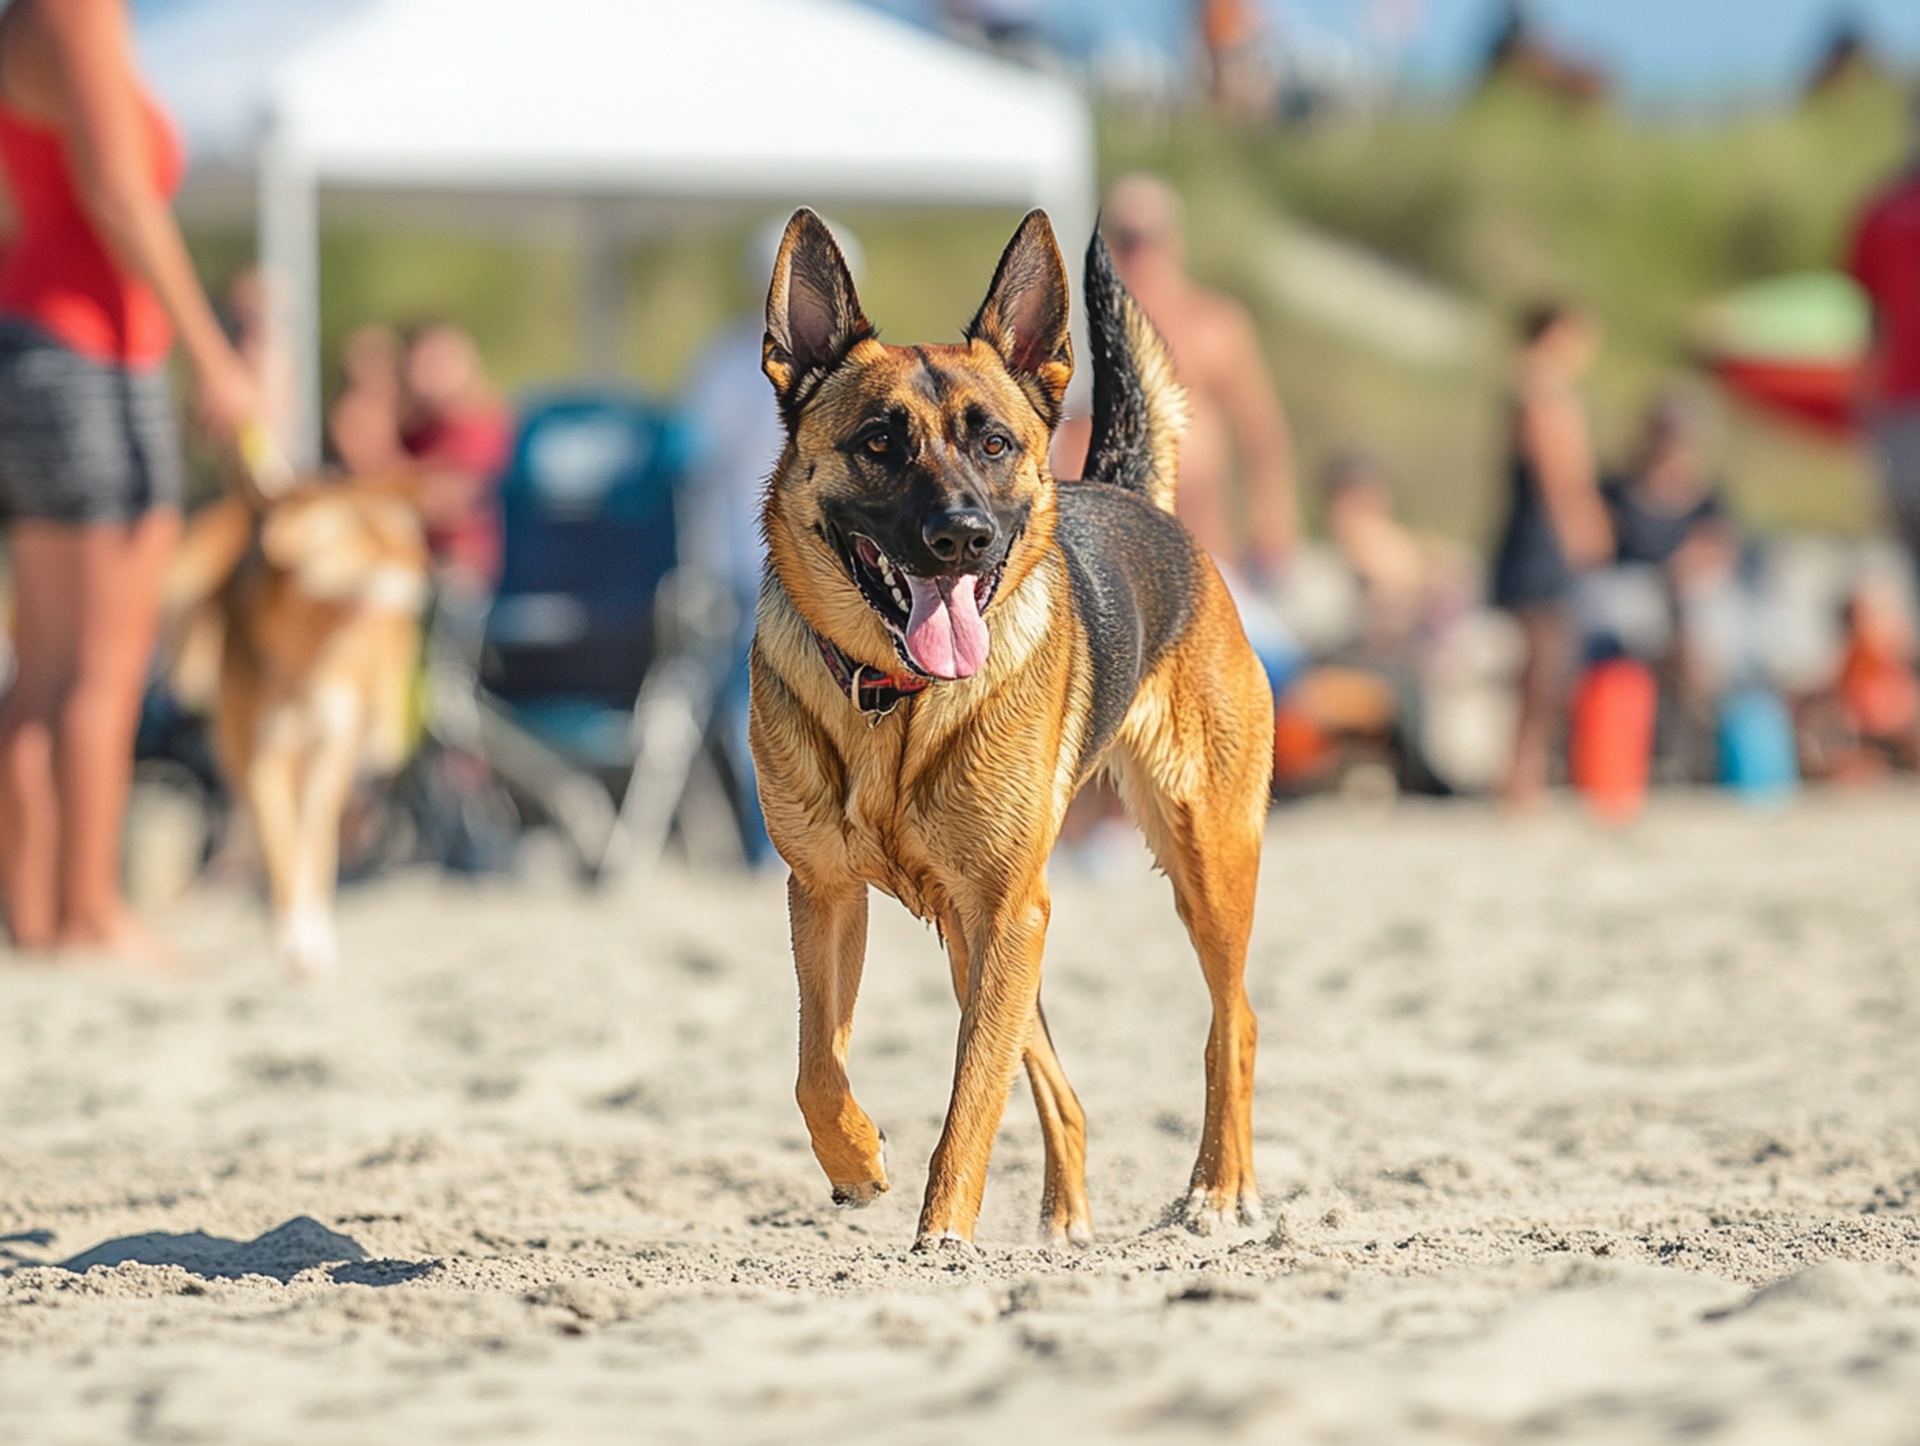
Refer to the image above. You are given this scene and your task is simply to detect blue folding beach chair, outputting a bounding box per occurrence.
[435,391,742,882]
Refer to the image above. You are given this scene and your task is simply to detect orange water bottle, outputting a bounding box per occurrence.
[1569,657,1657,824]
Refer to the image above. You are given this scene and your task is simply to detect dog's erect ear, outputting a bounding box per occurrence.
[764,208,873,419]
[967,209,1073,428]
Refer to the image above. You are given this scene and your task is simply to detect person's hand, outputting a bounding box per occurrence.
[1561,504,1616,573]
[417,468,484,526]
[1567,532,1616,573]
[329,393,405,477]
[191,345,261,447]
[1669,525,1737,593]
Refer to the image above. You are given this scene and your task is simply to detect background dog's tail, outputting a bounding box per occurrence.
[1079,225,1187,513]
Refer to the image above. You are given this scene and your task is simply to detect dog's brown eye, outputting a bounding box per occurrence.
[864,433,890,456]
[982,433,1009,457]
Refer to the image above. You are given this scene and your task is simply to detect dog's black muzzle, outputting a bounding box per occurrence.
[820,491,1028,673]
[921,504,998,566]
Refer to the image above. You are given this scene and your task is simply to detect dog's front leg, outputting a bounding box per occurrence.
[282,690,363,979]
[245,719,304,972]
[789,871,889,1205]
[916,882,1050,1251]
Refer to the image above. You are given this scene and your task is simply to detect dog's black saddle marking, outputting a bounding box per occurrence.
[1054,480,1196,779]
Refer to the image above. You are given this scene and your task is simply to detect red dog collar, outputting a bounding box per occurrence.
[813,631,931,720]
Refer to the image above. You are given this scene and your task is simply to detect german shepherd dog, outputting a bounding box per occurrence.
[750,209,1274,1250]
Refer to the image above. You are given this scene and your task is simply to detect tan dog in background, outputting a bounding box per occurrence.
[168,480,429,977]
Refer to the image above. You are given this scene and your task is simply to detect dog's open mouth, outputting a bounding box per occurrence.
[844,533,1003,681]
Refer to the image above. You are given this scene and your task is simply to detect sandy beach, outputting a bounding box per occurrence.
[4,791,1920,1443]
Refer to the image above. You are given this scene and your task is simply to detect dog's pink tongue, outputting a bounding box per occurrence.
[903,573,990,680]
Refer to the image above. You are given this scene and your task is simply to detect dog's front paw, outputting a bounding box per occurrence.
[829,1129,889,1207]
[273,905,339,981]
[911,1229,977,1257]
[830,1177,889,1208]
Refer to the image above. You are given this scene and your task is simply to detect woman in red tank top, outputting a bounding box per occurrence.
[0,0,256,961]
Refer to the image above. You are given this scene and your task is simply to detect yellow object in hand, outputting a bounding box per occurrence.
[238,419,294,497]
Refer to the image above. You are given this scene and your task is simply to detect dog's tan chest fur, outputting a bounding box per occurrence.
[752,551,1086,924]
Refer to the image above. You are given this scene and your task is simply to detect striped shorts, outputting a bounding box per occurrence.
[0,318,184,526]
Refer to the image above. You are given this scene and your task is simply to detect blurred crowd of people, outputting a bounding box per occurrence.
[1025,150,1920,827]
[656,154,1920,853]
[325,316,514,596]
[4,0,1920,967]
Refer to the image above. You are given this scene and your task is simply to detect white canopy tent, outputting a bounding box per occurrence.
[140,0,1096,465]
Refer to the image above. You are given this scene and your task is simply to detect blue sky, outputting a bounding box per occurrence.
[132,1,1920,109]
[883,0,1920,105]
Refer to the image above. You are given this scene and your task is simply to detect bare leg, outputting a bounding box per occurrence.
[940,911,1090,1246]
[0,525,81,949]
[918,883,1050,1249]
[790,872,889,1203]
[55,513,179,957]
[1501,605,1571,813]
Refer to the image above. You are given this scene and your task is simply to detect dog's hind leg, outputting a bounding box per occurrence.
[789,871,890,1206]
[1112,631,1272,1234]
[941,914,1091,1247]
[917,882,1051,1251]
[1024,1003,1093,1246]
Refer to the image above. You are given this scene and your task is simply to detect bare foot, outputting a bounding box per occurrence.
[1497,779,1551,816]
[4,937,61,966]
[3,910,61,959]
[54,912,182,974]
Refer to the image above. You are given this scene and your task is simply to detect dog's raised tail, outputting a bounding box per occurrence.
[1079,226,1186,513]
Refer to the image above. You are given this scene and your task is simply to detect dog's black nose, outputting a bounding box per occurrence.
[923,507,997,564]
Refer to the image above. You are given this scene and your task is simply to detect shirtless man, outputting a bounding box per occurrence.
[1056,173,1299,586]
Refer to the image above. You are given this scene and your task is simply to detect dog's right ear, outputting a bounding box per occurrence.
[764,209,872,420]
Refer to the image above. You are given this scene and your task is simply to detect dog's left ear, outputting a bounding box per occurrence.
[764,208,873,421]
[967,209,1073,428]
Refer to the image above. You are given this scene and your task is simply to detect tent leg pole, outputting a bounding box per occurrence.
[259,124,321,470]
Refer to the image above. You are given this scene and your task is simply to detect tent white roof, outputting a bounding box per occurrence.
[139,0,1096,461]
